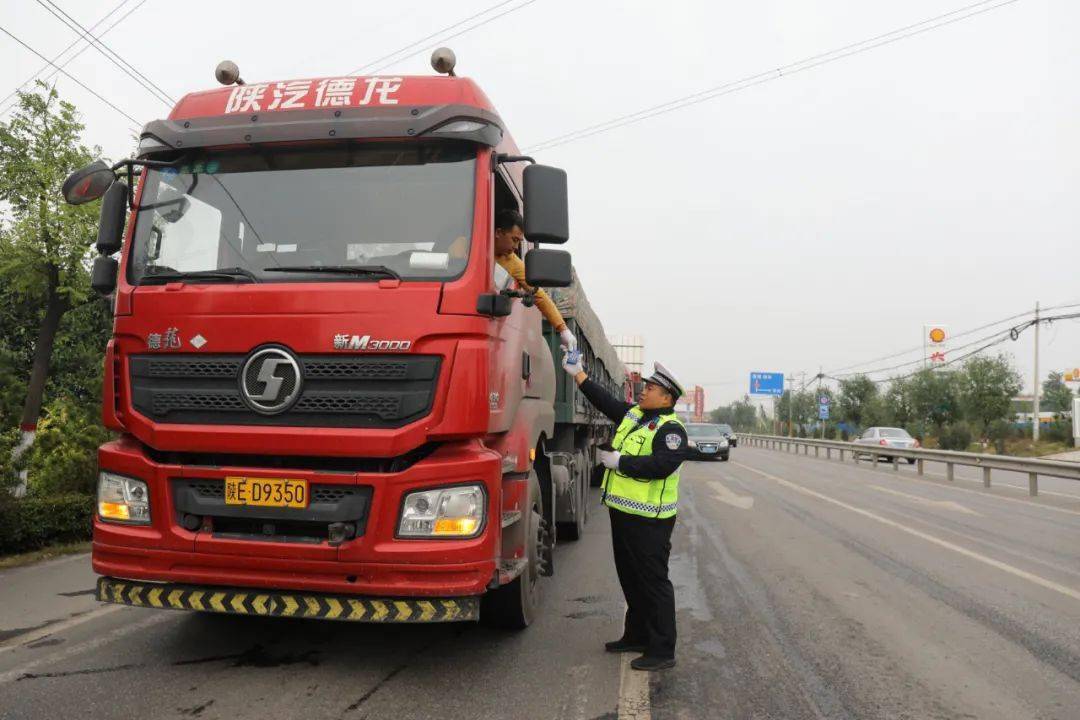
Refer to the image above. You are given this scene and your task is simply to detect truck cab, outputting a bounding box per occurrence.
[64,55,575,627]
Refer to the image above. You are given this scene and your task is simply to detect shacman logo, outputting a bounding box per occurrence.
[333,334,411,351]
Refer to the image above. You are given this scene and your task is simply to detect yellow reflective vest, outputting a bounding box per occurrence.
[602,407,684,519]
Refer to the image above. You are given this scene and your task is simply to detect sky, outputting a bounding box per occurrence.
[2,0,1076,408]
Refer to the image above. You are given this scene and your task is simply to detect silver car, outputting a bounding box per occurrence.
[853,426,920,464]
[686,423,730,461]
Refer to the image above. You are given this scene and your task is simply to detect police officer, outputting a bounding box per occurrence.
[562,354,687,671]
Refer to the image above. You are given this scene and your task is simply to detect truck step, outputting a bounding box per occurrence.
[96,577,479,623]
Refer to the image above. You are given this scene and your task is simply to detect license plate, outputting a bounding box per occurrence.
[224,477,309,508]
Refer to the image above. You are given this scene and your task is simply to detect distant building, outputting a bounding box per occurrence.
[1011,394,1066,424]
[609,334,644,376]
[674,385,706,423]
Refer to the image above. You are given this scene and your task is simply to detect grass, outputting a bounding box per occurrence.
[0,541,91,571]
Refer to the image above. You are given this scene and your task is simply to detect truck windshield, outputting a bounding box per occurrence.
[128,142,475,284]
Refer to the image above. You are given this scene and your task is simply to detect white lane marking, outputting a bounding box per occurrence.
[0,611,171,684]
[0,604,122,653]
[886,506,1080,582]
[870,485,980,516]
[749,447,1080,519]
[709,479,754,510]
[733,462,1080,603]
[617,652,652,720]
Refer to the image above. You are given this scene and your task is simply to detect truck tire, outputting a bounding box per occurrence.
[482,473,543,629]
[557,450,588,541]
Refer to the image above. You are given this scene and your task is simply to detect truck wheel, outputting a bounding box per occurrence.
[482,481,543,629]
[557,451,588,541]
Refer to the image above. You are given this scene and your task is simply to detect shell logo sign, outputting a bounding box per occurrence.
[925,325,948,364]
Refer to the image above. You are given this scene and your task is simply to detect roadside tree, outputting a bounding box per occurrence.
[0,84,102,494]
[837,375,879,431]
[958,354,1023,439]
[1042,371,1074,414]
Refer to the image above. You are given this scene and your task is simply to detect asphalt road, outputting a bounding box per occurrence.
[3,445,1080,719]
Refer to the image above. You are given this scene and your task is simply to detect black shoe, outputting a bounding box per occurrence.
[630,655,676,671]
[604,639,646,653]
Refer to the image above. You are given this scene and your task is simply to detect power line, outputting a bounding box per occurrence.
[828,297,1080,379]
[34,0,174,107]
[0,0,130,110]
[349,0,519,75]
[349,0,540,76]
[0,0,149,120]
[833,322,1028,379]
[524,0,1020,153]
[829,311,1080,385]
[0,23,141,126]
[825,306,1037,376]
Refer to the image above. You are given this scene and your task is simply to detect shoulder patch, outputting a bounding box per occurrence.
[665,433,683,450]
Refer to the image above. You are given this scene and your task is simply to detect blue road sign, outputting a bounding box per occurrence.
[819,403,830,420]
[750,372,784,396]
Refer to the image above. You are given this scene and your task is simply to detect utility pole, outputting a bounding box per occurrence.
[787,375,794,438]
[818,368,825,440]
[1033,301,1041,441]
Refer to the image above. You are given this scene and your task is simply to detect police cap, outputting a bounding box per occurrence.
[644,361,684,399]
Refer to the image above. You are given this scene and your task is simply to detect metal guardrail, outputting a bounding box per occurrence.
[741,433,1080,496]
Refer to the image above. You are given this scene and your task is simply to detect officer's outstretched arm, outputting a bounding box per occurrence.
[561,351,632,422]
[617,422,688,480]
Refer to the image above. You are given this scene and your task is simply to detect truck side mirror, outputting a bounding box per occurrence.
[523,164,568,244]
[62,160,115,205]
[524,248,572,288]
[96,182,129,255]
[90,255,119,296]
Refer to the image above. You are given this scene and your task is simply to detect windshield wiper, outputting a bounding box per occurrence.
[263,265,401,281]
[140,266,260,284]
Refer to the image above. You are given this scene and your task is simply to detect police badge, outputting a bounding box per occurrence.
[665,433,683,450]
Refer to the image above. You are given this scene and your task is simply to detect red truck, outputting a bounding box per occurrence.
[61,51,625,628]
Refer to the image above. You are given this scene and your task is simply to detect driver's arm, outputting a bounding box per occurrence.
[495,252,567,332]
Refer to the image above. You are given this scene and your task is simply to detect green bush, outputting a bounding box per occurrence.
[987,419,1012,454]
[0,493,94,555]
[938,422,973,451]
[23,396,111,496]
[905,421,929,444]
[1043,418,1075,445]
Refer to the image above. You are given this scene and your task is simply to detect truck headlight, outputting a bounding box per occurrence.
[720,438,729,447]
[398,485,485,538]
[98,472,151,524]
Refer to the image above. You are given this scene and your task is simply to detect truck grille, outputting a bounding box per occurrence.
[172,479,373,544]
[130,353,440,428]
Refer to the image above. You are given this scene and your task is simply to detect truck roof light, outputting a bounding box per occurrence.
[436,120,487,133]
[426,118,503,145]
[137,135,171,156]
[215,60,245,86]
[430,47,457,76]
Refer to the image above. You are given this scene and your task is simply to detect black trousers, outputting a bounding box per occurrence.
[609,507,677,659]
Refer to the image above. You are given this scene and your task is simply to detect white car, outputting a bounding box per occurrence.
[853,427,920,464]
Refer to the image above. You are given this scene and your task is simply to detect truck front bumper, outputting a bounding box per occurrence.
[96,576,479,622]
[93,436,508,598]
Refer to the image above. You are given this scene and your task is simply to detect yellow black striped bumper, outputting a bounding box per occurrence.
[96,577,479,623]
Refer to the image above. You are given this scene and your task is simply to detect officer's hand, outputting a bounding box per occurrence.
[598,449,621,470]
[559,329,577,350]
[561,348,584,376]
